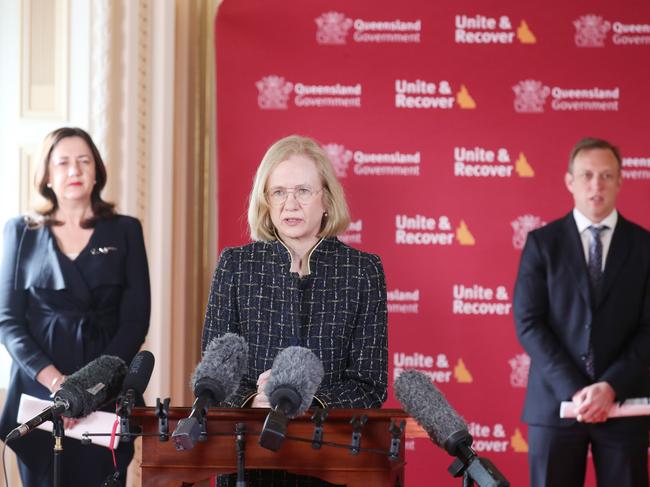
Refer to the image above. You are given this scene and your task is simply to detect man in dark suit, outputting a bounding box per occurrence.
[514,137,650,486]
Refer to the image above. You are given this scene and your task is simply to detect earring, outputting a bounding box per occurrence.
[47,183,52,188]
[323,212,328,217]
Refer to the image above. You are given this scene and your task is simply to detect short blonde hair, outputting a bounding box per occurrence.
[248,135,350,241]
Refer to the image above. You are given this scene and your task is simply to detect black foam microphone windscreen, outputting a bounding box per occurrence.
[264,346,324,418]
[55,355,128,418]
[393,369,468,449]
[121,350,155,396]
[191,333,248,403]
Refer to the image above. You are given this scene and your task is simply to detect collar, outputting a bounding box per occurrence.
[572,208,618,233]
[275,236,326,276]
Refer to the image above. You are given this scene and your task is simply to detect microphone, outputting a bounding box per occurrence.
[172,333,248,451]
[394,370,509,487]
[7,355,127,441]
[117,351,155,438]
[259,346,324,451]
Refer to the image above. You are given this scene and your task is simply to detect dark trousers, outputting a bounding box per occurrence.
[528,419,649,487]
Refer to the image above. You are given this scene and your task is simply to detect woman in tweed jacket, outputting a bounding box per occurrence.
[203,134,387,409]
[204,135,388,486]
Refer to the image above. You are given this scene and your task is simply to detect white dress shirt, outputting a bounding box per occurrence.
[572,208,618,271]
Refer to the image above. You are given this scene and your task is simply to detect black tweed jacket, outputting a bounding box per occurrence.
[202,237,388,409]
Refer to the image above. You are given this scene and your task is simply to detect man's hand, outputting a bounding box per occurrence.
[251,369,272,408]
[572,382,615,423]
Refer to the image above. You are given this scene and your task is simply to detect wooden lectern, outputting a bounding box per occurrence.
[131,407,408,487]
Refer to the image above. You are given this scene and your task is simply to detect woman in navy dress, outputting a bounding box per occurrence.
[0,127,150,486]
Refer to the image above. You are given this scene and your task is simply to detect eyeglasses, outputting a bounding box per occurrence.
[266,186,323,206]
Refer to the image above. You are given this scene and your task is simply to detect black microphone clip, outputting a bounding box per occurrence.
[310,407,328,449]
[388,419,406,461]
[117,391,136,440]
[155,397,170,442]
[349,414,367,456]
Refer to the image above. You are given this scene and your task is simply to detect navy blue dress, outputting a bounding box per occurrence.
[0,215,150,487]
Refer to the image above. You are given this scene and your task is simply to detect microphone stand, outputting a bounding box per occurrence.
[235,423,246,487]
[52,414,64,487]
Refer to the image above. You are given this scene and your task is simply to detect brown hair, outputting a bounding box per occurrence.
[33,127,115,227]
[568,137,622,173]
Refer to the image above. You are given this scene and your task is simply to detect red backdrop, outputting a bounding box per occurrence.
[215,1,650,485]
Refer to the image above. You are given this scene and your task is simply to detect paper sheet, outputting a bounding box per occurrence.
[17,393,120,449]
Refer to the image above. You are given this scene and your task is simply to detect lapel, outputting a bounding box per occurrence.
[560,213,591,307]
[15,223,66,290]
[597,215,631,309]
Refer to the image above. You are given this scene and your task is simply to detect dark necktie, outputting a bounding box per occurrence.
[587,225,607,295]
[585,225,608,378]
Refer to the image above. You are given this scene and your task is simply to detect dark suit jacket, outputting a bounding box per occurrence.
[0,215,150,479]
[514,212,650,426]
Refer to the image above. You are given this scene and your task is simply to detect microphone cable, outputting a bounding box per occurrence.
[2,439,9,487]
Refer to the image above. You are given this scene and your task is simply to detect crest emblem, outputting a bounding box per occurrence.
[315,12,354,45]
[323,143,353,178]
[511,214,545,249]
[513,80,551,113]
[574,15,611,47]
[255,76,294,110]
[509,353,530,388]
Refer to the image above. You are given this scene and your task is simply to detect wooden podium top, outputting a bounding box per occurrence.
[131,407,408,487]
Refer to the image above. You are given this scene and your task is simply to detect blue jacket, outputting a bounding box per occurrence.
[514,212,650,425]
[0,215,150,480]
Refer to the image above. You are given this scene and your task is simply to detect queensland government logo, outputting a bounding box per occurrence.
[513,79,619,113]
[513,80,550,113]
[324,143,420,177]
[511,214,546,249]
[323,144,353,177]
[316,12,421,44]
[455,14,536,44]
[315,12,354,44]
[256,75,362,109]
[256,76,293,109]
[574,15,650,46]
[574,15,611,47]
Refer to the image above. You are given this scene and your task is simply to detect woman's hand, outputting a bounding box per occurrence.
[36,365,80,429]
[251,369,272,408]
